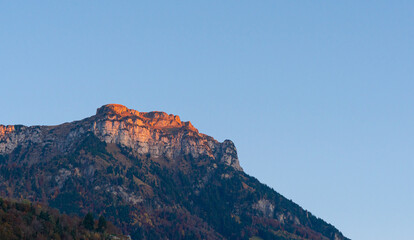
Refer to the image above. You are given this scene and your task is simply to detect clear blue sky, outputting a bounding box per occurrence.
[1,2,413,239]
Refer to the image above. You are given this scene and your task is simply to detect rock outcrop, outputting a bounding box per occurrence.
[0,104,242,171]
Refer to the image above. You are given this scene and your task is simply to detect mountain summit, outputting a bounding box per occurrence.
[0,104,241,171]
[0,104,348,240]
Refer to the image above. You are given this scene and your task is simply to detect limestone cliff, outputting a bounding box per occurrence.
[0,104,242,171]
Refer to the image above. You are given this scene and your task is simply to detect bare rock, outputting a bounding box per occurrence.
[0,104,243,171]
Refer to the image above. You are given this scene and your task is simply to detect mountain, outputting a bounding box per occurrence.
[0,197,127,240]
[0,104,348,240]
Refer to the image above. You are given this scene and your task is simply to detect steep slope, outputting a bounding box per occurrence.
[0,104,348,240]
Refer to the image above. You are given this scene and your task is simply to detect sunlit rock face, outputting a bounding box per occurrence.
[0,104,242,171]
[0,125,43,154]
[92,104,242,171]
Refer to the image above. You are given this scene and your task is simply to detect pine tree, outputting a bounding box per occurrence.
[83,212,94,230]
[97,215,107,232]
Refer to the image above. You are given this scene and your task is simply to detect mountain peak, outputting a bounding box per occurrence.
[0,104,241,171]
[97,103,128,113]
[96,104,139,117]
[95,104,196,132]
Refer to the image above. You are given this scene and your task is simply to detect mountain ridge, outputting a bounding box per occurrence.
[0,104,348,240]
[0,104,242,171]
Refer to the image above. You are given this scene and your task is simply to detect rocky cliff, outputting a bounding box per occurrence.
[0,104,348,240]
[0,104,242,171]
